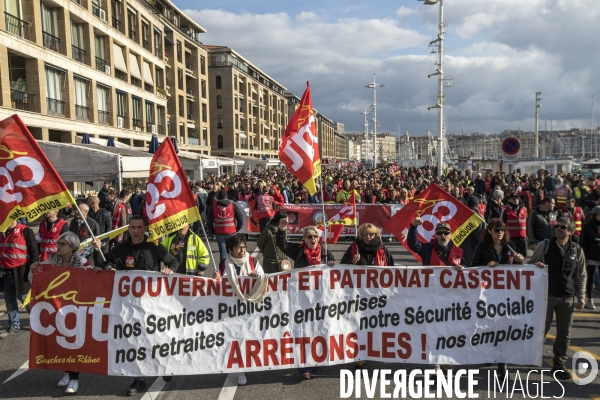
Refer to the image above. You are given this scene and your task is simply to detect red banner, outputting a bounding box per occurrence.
[383,184,485,263]
[0,114,75,232]
[145,138,200,239]
[246,203,398,235]
[29,265,114,374]
[278,82,321,195]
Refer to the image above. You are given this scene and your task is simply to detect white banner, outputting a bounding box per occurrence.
[30,265,547,376]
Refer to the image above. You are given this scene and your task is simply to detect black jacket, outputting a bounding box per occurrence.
[580,219,600,262]
[406,225,460,266]
[340,239,394,266]
[206,199,245,234]
[69,217,101,241]
[275,230,335,269]
[484,200,503,222]
[94,237,178,272]
[88,207,112,234]
[526,205,557,243]
[470,240,522,267]
[474,178,486,196]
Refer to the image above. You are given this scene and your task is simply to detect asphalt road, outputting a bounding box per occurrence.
[1,236,599,400]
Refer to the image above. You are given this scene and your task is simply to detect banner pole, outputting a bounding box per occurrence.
[72,201,106,262]
[197,215,217,272]
[318,173,327,256]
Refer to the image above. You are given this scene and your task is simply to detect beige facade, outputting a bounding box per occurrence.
[334,131,347,160]
[315,111,334,161]
[206,46,288,159]
[0,0,210,153]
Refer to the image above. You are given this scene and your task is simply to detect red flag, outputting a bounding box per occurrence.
[279,82,321,195]
[389,162,399,176]
[317,224,344,244]
[145,138,200,239]
[383,184,484,263]
[0,115,75,231]
[328,194,356,225]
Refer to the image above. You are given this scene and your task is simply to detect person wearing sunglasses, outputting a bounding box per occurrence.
[578,206,600,309]
[529,217,586,381]
[407,217,464,268]
[275,222,336,380]
[29,232,90,394]
[466,218,525,380]
[500,193,529,257]
[341,223,394,267]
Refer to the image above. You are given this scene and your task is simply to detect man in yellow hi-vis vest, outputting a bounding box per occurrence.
[162,224,210,275]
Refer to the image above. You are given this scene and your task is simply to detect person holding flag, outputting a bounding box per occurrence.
[407,219,464,268]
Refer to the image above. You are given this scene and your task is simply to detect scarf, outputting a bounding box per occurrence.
[46,253,86,268]
[301,243,322,266]
[357,236,383,254]
[224,253,269,303]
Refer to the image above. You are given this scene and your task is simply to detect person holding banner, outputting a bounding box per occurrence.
[213,234,266,386]
[29,232,89,393]
[256,211,293,274]
[38,210,69,262]
[92,215,179,396]
[0,220,38,339]
[162,224,209,276]
[466,218,525,380]
[340,223,394,267]
[275,222,336,381]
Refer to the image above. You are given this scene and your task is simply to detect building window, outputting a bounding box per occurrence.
[234,97,238,110]
[45,65,64,115]
[178,95,184,117]
[234,75,237,90]
[73,76,89,121]
[132,96,142,129]
[200,56,205,75]
[141,21,150,51]
[153,26,162,57]
[201,79,207,98]
[202,103,207,123]
[42,3,60,52]
[127,11,136,42]
[216,115,223,129]
[70,21,85,63]
[176,41,182,62]
[97,84,110,124]
[146,101,155,131]
[216,95,222,109]
[202,127,208,146]
[178,68,183,90]
[216,75,221,89]
[217,135,223,149]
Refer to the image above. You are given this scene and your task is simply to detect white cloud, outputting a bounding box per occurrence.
[184,2,600,136]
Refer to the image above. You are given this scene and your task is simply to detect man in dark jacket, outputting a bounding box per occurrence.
[407,218,464,267]
[92,215,178,396]
[530,217,585,380]
[69,204,101,242]
[527,197,557,250]
[87,196,111,234]
[474,173,486,196]
[485,190,504,222]
[460,196,485,267]
[130,185,145,215]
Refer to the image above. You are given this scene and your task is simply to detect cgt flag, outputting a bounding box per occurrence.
[145,138,200,239]
[328,194,357,225]
[279,82,321,195]
[0,114,75,232]
[383,184,484,263]
[317,223,344,244]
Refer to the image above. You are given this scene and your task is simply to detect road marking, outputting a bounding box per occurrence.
[3,361,29,384]
[573,313,600,318]
[217,374,238,400]
[140,377,168,400]
[547,334,600,361]
[588,395,600,400]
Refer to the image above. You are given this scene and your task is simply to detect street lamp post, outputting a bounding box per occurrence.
[535,92,541,158]
[365,74,384,168]
[419,0,452,177]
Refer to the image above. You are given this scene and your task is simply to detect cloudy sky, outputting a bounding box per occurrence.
[180,0,599,137]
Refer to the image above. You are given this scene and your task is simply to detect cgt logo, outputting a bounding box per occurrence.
[0,154,44,204]
[416,200,458,242]
[281,115,318,173]
[30,271,111,350]
[146,163,182,220]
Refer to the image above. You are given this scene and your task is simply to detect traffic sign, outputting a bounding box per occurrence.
[502,138,520,155]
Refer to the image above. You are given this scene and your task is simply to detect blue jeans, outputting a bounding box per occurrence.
[215,234,232,261]
[3,269,27,328]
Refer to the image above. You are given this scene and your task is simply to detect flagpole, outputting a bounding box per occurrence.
[72,201,106,262]
[318,173,327,256]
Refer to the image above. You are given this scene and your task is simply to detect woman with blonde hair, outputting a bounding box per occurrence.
[275,222,336,380]
[341,223,394,267]
[398,188,410,205]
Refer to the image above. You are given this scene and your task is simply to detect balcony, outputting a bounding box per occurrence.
[95,56,110,73]
[143,39,150,51]
[112,17,121,31]
[187,113,194,120]
[71,45,86,63]
[132,118,143,131]
[128,29,136,41]
[5,12,29,39]
[11,89,35,112]
[146,123,155,133]
[154,47,160,58]
[188,138,199,145]
[92,4,106,21]
[43,31,61,52]
[75,105,90,121]
[158,124,165,135]
[98,110,110,125]
[185,62,192,70]
[240,143,248,150]
[47,98,65,116]
[115,69,127,82]
[185,88,193,96]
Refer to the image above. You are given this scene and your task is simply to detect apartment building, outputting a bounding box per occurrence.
[315,111,334,161]
[206,46,288,159]
[0,0,210,154]
[334,131,347,160]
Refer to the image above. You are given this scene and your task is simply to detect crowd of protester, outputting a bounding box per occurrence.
[1,162,600,393]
